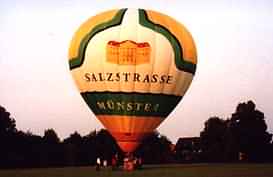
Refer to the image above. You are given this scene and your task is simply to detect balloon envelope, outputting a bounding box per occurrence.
[68,8,197,153]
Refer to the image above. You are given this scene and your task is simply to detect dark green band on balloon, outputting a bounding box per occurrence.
[81,92,182,117]
[138,9,196,74]
[69,9,127,70]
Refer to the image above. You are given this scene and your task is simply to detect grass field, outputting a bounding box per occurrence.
[0,164,272,177]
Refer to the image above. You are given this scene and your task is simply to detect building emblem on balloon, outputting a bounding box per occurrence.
[106,40,151,65]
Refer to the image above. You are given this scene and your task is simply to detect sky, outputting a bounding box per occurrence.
[1,0,273,143]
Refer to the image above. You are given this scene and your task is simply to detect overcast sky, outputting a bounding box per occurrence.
[1,0,273,143]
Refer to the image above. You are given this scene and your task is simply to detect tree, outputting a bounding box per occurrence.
[0,105,16,135]
[43,129,60,144]
[228,100,272,161]
[81,131,97,165]
[200,117,227,162]
[0,105,17,168]
[12,131,43,167]
[63,131,85,166]
[42,129,62,166]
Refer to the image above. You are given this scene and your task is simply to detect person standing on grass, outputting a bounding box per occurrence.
[138,157,143,169]
[103,159,107,168]
[111,155,117,170]
[96,157,101,171]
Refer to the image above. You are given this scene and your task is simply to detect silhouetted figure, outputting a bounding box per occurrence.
[103,159,107,168]
[95,157,101,171]
[111,155,117,170]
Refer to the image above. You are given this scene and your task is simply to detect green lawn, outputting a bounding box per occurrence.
[0,164,272,177]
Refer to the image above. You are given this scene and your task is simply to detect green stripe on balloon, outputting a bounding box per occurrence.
[81,92,182,117]
[138,9,196,74]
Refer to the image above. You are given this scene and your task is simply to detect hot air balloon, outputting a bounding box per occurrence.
[68,8,197,154]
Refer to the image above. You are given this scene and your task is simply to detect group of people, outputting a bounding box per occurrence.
[123,154,142,171]
[95,157,107,171]
[95,154,119,171]
[95,153,142,171]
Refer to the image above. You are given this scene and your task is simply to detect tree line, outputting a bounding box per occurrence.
[0,100,272,168]
[175,100,273,163]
